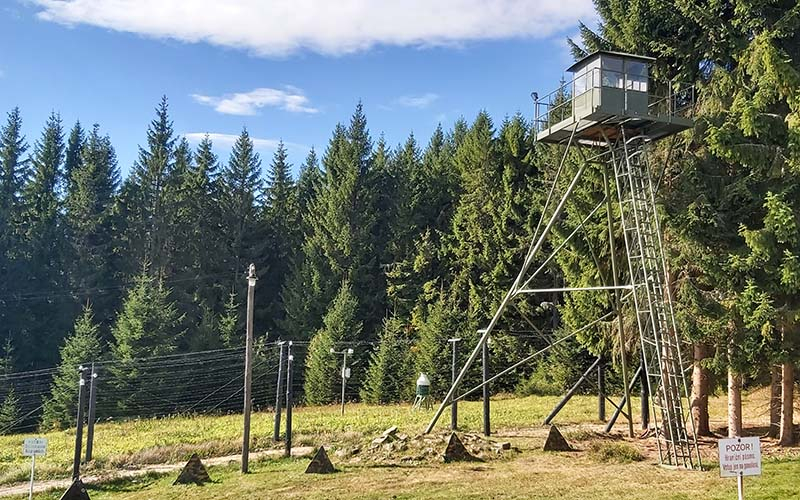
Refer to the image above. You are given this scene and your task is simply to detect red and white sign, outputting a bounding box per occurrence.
[719,437,761,478]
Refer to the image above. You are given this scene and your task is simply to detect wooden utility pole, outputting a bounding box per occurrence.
[242,264,257,473]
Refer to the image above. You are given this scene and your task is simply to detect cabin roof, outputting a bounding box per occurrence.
[566,50,656,73]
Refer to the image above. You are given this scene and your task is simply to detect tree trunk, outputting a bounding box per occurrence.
[768,365,781,439]
[691,343,711,436]
[779,361,795,446]
[727,368,742,438]
[690,343,710,435]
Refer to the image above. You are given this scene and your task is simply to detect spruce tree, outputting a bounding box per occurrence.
[0,388,20,435]
[64,124,120,331]
[444,111,502,321]
[41,305,103,430]
[186,304,223,352]
[219,292,240,348]
[166,137,201,341]
[386,126,459,318]
[414,299,474,397]
[0,107,28,227]
[20,113,68,365]
[303,281,362,405]
[0,337,13,376]
[413,125,459,234]
[282,130,345,341]
[170,134,223,333]
[122,96,176,276]
[292,104,382,340]
[110,271,184,412]
[63,120,84,194]
[369,135,402,268]
[262,141,297,335]
[361,317,415,404]
[219,128,263,297]
[112,271,184,361]
[296,147,322,221]
[303,327,337,405]
[0,108,28,370]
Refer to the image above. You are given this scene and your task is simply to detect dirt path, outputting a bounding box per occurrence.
[0,446,314,498]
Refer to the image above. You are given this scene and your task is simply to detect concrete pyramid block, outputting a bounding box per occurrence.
[173,453,212,485]
[543,424,573,451]
[443,432,481,463]
[59,479,91,500]
[305,446,336,474]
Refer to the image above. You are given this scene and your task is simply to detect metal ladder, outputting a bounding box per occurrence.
[611,129,701,469]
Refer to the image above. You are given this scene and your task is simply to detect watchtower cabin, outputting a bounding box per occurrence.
[534,51,694,145]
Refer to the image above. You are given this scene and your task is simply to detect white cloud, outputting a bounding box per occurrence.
[191,87,317,115]
[31,0,597,56]
[395,93,439,109]
[183,132,306,151]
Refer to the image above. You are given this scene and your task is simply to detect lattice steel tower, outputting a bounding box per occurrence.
[425,51,701,469]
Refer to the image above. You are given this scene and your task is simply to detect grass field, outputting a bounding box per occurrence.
[18,451,800,500]
[0,394,603,485]
[1,389,798,499]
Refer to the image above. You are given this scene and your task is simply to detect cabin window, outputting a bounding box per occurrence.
[625,60,648,92]
[601,56,624,88]
[572,57,600,96]
[574,69,588,95]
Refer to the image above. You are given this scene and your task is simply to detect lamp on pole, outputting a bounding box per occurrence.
[330,348,354,415]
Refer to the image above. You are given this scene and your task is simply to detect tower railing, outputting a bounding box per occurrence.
[533,69,696,134]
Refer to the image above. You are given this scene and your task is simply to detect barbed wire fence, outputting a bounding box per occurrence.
[0,338,429,476]
[0,367,56,435]
[0,332,542,436]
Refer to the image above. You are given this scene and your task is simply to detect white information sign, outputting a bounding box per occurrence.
[719,437,761,478]
[22,438,47,457]
[22,438,47,500]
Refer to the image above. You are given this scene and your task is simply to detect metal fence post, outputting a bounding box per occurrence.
[284,342,293,458]
[641,354,650,430]
[448,338,461,431]
[273,341,285,442]
[482,339,490,436]
[598,360,606,422]
[72,366,87,480]
[85,363,98,462]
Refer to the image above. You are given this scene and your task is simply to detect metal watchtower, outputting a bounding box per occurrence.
[425,51,701,470]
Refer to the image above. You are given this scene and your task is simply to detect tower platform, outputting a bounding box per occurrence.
[534,51,694,145]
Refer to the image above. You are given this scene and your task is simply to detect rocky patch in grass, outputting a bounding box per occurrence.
[333,427,517,466]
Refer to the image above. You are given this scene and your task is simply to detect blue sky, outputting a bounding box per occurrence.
[0,1,596,176]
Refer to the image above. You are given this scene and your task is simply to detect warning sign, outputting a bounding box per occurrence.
[22,438,47,457]
[718,437,761,478]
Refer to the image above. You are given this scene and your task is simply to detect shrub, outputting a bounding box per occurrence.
[587,441,643,463]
